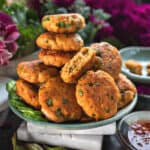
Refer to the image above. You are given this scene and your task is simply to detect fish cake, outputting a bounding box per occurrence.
[61,47,96,83]
[125,60,142,75]
[39,77,82,122]
[36,32,83,51]
[76,70,121,120]
[116,74,137,109]
[42,13,85,33]
[17,60,58,83]
[16,79,40,109]
[90,42,122,79]
[39,49,76,67]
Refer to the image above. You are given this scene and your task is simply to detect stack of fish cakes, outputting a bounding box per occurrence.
[36,13,85,67]
[16,13,137,123]
[16,13,86,123]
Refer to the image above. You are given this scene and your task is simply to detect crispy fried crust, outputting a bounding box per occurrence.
[36,32,83,51]
[90,42,122,80]
[16,79,40,109]
[39,77,82,122]
[39,49,76,67]
[17,60,58,83]
[76,70,121,120]
[116,74,137,109]
[125,60,142,75]
[42,13,85,33]
[61,47,96,83]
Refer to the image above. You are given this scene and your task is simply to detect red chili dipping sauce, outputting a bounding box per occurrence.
[128,120,150,150]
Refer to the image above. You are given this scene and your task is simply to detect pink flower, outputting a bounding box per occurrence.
[0,49,12,65]
[0,12,20,65]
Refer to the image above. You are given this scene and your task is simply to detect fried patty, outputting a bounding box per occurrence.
[39,77,82,122]
[17,60,58,83]
[42,13,85,33]
[61,47,96,83]
[76,70,121,120]
[116,74,137,109]
[36,32,83,52]
[16,79,40,109]
[39,49,76,67]
[90,42,122,79]
[125,60,142,75]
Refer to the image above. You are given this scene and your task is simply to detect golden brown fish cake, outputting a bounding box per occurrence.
[125,60,142,75]
[90,42,122,80]
[16,79,40,109]
[41,13,85,33]
[39,49,76,67]
[76,70,121,121]
[116,74,137,109]
[17,60,58,83]
[36,32,83,51]
[39,77,82,122]
[61,47,96,83]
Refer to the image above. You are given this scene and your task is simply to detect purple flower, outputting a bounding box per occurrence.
[0,12,20,65]
[111,4,150,46]
[53,0,75,7]
[89,14,113,41]
[87,0,150,46]
[84,0,102,9]
[95,25,113,41]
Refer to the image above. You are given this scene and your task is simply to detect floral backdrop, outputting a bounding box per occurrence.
[0,0,150,65]
[0,12,20,65]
